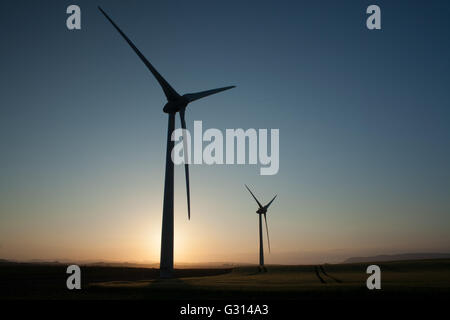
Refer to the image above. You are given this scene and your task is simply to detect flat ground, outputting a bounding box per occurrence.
[1,259,449,300]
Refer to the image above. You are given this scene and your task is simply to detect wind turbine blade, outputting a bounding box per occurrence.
[245,185,263,208]
[264,213,270,253]
[265,195,277,209]
[184,86,235,103]
[98,7,180,101]
[180,108,191,220]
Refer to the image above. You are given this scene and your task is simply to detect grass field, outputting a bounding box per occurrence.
[1,259,449,300]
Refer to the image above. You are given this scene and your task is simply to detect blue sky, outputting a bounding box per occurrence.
[0,0,449,263]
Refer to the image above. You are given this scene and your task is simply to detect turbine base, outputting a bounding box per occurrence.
[159,268,173,279]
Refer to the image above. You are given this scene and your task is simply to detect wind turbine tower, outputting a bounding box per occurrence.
[245,185,277,272]
[99,7,235,278]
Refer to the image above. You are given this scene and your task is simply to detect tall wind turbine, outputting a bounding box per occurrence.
[245,185,276,272]
[99,7,235,278]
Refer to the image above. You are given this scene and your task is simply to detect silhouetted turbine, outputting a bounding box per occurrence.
[245,185,277,271]
[99,7,235,278]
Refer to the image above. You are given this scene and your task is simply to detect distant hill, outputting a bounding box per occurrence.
[343,253,450,264]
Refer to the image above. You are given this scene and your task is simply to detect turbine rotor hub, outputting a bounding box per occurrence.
[163,98,188,114]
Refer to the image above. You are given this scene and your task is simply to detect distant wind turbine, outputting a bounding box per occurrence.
[99,7,235,278]
[245,185,277,272]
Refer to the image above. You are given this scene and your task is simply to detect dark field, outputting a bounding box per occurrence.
[1,259,449,300]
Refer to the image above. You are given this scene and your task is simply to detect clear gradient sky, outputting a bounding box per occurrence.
[0,0,449,264]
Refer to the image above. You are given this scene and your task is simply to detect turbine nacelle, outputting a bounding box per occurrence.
[163,99,188,114]
[256,208,267,214]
